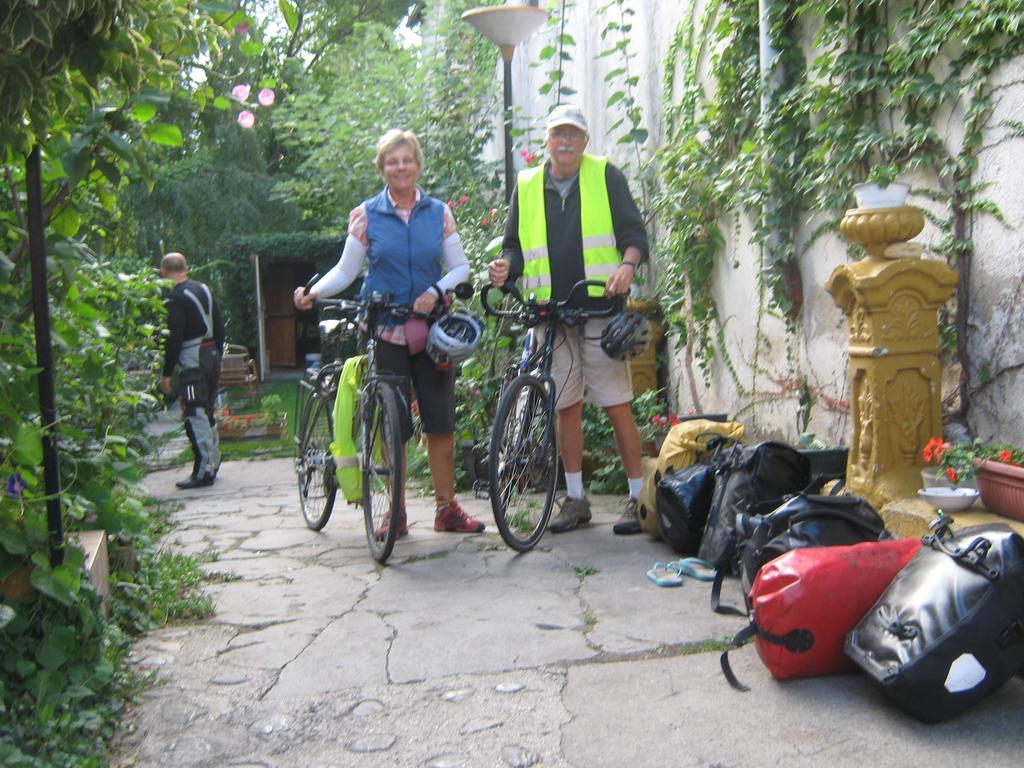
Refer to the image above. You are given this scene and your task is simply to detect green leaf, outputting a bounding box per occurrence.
[0,527,28,556]
[213,95,231,110]
[240,39,264,57]
[145,123,183,147]
[51,206,81,237]
[36,626,76,670]
[131,102,157,124]
[30,561,78,607]
[279,0,299,33]
[95,160,121,187]
[13,423,43,466]
[11,10,34,51]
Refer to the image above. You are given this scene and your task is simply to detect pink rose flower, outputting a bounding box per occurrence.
[238,110,255,128]
[258,88,275,106]
[231,84,251,102]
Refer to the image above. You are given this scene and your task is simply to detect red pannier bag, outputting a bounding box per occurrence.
[720,538,921,690]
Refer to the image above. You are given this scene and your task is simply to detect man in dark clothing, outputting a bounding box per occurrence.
[160,252,224,489]
[487,104,650,536]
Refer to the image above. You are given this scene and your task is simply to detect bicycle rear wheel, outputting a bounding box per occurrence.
[360,380,403,563]
[488,373,558,552]
[296,390,337,530]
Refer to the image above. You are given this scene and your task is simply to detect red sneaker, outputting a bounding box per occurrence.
[374,508,408,541]
[433,501,485,533]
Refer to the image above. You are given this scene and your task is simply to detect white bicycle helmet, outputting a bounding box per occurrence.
[426,311,483,368]
[600,311,652,360]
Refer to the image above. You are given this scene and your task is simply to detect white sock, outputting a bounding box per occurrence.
[627,477,643,499]
[565,471,585,499]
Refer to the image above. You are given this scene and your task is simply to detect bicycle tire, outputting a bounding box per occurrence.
[488,373,558,552]
[361,380,403,563]
[295,389,337,530]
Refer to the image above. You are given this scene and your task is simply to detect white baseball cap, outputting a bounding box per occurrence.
[546,104,588,133]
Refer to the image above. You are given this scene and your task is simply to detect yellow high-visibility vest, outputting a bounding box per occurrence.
[517,154,620,300]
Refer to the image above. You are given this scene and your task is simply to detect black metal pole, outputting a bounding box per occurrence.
[503,56,514,203]
[26,145,64,566]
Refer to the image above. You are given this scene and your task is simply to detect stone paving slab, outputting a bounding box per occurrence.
[111,457,1024,767]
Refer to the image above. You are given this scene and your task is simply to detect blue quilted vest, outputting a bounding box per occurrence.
[360,187,445,305]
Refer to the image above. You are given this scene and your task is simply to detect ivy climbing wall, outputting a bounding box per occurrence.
[494,0,1024,448]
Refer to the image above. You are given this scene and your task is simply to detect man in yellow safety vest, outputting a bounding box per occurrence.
[488,104,649,536]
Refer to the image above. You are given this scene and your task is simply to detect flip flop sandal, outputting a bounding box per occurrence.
[675,557,716,582]
[646,561,684,587]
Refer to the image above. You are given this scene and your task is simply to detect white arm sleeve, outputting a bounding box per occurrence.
[312,235,366,298]
[436,232,471,292]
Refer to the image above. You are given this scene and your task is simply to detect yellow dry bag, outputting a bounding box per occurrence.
[331,355,367,503]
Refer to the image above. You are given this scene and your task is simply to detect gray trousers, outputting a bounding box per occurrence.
[179,342,221,478]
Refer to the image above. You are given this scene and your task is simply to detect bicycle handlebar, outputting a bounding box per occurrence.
[305,272,474,318]
[481,279,622,323]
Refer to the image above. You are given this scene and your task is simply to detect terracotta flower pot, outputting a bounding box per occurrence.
[975,459,1024,522]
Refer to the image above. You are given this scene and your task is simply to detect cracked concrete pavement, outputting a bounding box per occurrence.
[111,456,1024,767]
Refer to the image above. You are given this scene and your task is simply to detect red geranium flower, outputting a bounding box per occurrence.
[946,467,958,483]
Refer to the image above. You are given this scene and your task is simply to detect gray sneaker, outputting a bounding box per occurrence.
[612,497,642,535]
[548,495,592,533]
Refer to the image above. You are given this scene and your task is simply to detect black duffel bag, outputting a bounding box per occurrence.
[698,441,811,573]
[738,492,889,597]
[846,518,1024,723]
[656,463,716,554]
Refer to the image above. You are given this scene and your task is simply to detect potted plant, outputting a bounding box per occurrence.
[921,437,1024,520]
[633,389,681,458]
[853,166,908,209]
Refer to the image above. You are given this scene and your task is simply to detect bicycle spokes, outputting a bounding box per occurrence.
[489,375,557,552]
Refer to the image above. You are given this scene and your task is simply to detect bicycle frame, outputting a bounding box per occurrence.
[480,279,621,550]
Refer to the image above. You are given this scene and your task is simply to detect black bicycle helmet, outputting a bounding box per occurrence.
[600,311,652,360]
[426,311,483,368]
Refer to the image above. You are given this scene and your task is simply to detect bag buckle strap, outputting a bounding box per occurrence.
[757,625,815,654]
[999,618,1024,648]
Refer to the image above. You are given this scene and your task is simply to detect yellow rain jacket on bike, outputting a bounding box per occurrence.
[331,354,367,503]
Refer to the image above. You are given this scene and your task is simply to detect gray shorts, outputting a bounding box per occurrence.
[535,315,633,410]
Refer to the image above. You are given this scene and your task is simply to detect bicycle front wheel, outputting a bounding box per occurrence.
[488,373,558,552]
[296,390,337,530]
[360,380,403,563]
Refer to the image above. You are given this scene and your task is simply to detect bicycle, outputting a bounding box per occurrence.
[294,292,411,563]
[480,279,620,552]
[294,282,473,563]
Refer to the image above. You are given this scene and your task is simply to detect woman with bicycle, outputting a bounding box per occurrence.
[294,129,486,537]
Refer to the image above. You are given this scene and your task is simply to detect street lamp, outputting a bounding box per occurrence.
[462,4,547,202]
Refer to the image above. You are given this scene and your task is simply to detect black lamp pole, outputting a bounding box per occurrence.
[26,145,65,566]
[503,56,514,203]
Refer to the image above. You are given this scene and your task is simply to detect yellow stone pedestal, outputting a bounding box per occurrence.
[827,207,957,511]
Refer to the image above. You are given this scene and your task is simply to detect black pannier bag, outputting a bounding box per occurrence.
[846,519,1024,723]
[656,463,716,554]
[698,441,811,573]
[738,492,889,597]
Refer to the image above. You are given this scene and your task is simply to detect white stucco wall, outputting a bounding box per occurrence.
[490,0,1024,447]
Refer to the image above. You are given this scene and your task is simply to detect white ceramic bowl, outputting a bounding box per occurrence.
[918,486,980,513]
